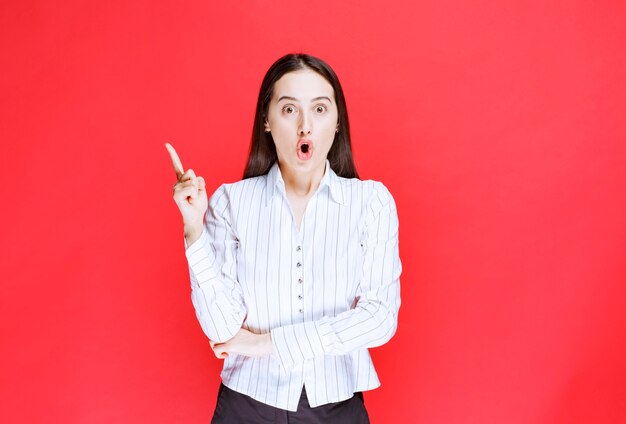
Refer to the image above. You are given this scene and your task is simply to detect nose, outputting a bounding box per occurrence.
[298,111,312,136]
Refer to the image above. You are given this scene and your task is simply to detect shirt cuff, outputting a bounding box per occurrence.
[184,229,217,278]
[270,320,335,369]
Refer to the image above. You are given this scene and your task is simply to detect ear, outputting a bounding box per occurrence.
[264,121,271,133]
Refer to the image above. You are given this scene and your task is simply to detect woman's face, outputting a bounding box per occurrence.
[264,69,339,174]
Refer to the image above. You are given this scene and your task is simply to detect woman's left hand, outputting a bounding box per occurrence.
[209,329,274,359]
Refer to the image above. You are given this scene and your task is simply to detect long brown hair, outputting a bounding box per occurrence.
[243,53,359,179]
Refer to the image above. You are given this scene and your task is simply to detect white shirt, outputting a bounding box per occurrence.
[185,159,402,411]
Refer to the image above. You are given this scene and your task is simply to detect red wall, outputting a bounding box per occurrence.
[1,1,625,422]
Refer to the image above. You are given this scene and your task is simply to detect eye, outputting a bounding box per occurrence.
[315,104,327,113]
[282,105,297,114]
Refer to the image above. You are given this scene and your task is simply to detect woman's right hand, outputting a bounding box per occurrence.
[165,143,208,244]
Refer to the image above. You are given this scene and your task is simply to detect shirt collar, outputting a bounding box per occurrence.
[265,159,344,206]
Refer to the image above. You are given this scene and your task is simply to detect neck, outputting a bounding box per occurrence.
[279,161,326,198]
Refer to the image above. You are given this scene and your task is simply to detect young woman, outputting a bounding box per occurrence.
[167,53,402,423]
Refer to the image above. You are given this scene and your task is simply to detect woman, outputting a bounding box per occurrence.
[167,53,402,423]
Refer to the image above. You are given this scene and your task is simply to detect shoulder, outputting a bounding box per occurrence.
[209,175,267,200]
[207,175,269,215]
[336,176,396,212]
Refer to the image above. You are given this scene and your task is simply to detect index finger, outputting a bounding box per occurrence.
[165,142,184,178]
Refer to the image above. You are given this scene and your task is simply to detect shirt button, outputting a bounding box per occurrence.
[296,262,302,268]
[299,309,304,313]
[297,294,303,300]
[297,278,303,284]
[296,245,301,251]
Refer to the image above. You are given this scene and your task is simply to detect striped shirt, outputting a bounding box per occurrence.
[185,159,402,411]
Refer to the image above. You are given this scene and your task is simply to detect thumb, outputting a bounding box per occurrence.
[212,344,229,359]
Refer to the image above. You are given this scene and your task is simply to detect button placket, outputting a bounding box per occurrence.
[295,244,304,315]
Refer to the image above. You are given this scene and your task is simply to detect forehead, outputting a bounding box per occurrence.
[272,69,335,101]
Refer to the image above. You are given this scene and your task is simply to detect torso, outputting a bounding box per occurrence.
[210,170,395,412]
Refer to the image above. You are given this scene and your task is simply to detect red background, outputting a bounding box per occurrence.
[1,1,625,422]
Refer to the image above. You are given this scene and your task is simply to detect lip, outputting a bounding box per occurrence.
[297,139,313,151]
[296,138,314,161]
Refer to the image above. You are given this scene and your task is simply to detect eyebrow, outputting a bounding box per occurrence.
[276,96,333,103]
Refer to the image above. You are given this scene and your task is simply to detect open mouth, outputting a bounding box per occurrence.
[297,139,313,160]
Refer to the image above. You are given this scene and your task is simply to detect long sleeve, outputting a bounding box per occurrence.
[186,184,246,343]
[270,182,402,369]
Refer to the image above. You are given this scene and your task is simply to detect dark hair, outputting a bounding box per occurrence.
[243,53,359,179]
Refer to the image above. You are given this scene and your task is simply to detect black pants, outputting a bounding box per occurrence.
[211,383,370,424]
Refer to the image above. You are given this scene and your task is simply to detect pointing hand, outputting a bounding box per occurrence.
[166,143,208,244]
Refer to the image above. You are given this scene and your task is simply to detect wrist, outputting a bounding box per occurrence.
[184,224,203,246]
